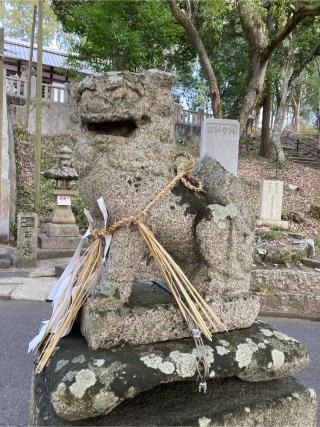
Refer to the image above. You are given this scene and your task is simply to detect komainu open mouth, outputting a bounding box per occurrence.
[86,120,137,137]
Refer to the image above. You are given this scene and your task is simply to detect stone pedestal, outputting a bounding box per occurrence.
[28,322,316,426]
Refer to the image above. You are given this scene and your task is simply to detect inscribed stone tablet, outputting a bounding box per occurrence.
[258,180,283,221]
[200,118,240,175]
[17,212,38,268]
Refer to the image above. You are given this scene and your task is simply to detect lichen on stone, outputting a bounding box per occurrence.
[140,354,163,370]
[69,369,97,399]
[62,371,76,382]
[159,361,175,375]
[72,355,86,364]
[235,342,258,369]
[93,389,119,413]
[125,386,136,398]
[215,346,230,356]
[169,350,197,378]
[55,359,69,372]
[198,416,212,427]
[260,328,274,337]
[273,330,293,342]
[93,359,105,367]
[271,349,285,369]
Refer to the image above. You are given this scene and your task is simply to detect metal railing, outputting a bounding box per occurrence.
[282,132,320,162]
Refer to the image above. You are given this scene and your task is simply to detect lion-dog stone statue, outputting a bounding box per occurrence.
[71,70,260,350]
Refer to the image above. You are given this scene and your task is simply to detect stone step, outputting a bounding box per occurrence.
[302,257,320,269]
[288,157,320,167]
[37,248,85,260]
[0,269,29,278]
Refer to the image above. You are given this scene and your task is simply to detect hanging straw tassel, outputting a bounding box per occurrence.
[34,238,104,374]
[137,222,224,341]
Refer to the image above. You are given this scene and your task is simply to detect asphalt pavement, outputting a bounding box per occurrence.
[0,300,319,427]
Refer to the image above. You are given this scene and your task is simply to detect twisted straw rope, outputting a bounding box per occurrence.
[92,153,203,239]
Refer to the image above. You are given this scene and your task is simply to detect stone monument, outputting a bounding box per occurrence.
[200,118,239,176]
[16,212,38,268]
[29,71,317,426]
[38,146,83,250]
[257,180,289,228]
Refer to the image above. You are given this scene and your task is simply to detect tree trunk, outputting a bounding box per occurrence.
[167,0,221,117]
[238,53,268,136]
[292,84,302,133]
[271,59,292,162]
[260,85,271,157]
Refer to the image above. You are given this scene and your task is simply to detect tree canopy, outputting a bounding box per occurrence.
[52,0,184,71]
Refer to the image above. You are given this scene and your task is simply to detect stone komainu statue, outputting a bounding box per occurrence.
[71,70,260,350]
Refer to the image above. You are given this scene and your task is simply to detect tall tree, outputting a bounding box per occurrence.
[167,0,320,134]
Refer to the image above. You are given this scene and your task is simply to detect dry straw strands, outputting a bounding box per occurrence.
[35,238,103,374]
[138,222,224,341]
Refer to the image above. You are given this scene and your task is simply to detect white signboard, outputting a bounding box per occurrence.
[200,118,240,176]
[57,195,71,206]
[258,180,283,221]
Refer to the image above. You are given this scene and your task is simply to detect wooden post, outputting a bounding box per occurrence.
[25,5,37,130]
[0,28,4,201]
[35,0,43,212]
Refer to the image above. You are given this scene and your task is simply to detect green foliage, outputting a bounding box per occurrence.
[259,229,284,240]
[52,0,183,72]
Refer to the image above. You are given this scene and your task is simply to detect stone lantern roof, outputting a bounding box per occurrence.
[42,146,78,181]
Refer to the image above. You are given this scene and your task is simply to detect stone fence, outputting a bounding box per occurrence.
[6,74,69,104]
[175,105,213,144]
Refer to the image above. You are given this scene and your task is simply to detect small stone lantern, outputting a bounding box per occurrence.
[38,146,83,251]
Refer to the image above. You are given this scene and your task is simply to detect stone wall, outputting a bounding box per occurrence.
[9,100,73,135]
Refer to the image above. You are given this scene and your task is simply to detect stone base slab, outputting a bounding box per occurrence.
[38,234,82,250]
[257,219,289,229]
[81,291,260,350]
[29,374,317,426]
[30,321,309,421]
[45,223,80,237]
